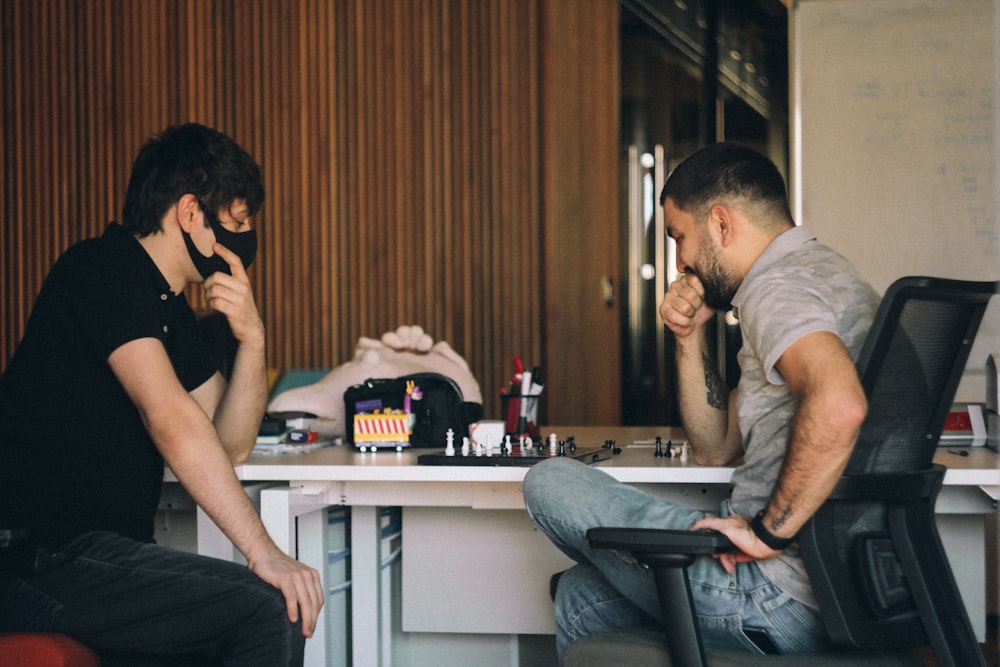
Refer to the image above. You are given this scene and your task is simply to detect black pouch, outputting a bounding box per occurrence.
[344,372,483,448]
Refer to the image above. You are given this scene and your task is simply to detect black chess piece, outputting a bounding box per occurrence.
[655,436,664,458]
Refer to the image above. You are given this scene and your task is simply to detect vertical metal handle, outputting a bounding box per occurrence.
[626,146,643,368]
[654,145,668,396]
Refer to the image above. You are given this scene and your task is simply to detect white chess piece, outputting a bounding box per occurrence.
[461,436,470,456]
[445,428,455,456]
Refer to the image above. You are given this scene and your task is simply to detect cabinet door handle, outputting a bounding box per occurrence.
[601,276,615,307]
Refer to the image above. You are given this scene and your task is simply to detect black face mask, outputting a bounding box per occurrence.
[183,205,258,279]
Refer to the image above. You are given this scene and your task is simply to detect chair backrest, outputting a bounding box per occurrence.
[850,276,996,473]
[801,276,998,666]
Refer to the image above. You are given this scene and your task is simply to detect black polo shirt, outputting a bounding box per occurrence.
[0,223,217,548]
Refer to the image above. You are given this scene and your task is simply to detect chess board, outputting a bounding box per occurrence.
[417,444,613,467]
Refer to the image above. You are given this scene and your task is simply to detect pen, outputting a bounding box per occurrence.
[506,357,524,434]
[517,370,532,435]
[528,366,544,396]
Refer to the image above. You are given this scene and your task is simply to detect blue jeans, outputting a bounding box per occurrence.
[523,457,835,662]
[0,530,305,666]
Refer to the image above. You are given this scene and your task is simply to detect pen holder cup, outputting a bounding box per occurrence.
[501,393,541,440]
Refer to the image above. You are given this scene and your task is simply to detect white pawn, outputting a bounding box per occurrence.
[445,428,455,456]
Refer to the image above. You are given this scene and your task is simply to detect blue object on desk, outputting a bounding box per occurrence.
[270,369,329,398]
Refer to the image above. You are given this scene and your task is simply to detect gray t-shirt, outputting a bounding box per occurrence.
[728,225,880,608]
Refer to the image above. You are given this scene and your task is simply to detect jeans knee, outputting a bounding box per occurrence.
[522,462,544,514]
[523,457,573,516]
[228,584,304,667]
[255,583,293,630]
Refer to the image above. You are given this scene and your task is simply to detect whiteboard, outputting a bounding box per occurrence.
[792,0,1000,398]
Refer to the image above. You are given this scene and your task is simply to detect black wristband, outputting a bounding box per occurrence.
[751,509,794,551]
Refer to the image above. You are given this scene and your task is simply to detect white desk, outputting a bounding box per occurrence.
[221,427,999,667]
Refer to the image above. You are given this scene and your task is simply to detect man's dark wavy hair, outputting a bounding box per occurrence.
[659,141,792,224]
[121,123,265,237]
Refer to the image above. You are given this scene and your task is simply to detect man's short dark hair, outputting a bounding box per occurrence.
[121,123,265,237]
[659,142,792,224]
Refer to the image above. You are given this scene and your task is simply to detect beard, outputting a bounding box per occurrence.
[694,243,740,311]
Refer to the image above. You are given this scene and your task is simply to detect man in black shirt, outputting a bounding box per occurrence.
[0,123,323,666]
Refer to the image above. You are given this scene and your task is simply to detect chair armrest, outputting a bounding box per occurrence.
[586,527,738,556]
[585,527,737,667]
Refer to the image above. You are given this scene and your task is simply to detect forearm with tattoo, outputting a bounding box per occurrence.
[702,352,727,410]
[770,504,794,532]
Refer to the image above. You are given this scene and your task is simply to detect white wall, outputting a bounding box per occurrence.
[791,0,1000,402]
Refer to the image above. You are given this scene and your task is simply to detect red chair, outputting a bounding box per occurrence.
[0,633,100,667]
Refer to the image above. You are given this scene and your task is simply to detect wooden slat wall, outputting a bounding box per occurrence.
[1,0,568,421]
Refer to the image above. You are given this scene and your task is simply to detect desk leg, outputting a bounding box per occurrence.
[298,508,327,667]
[196,508,235,560]
[351,506,383,667]
[260,487,297,554]
[260,487,337,667]
[938,513,988,641]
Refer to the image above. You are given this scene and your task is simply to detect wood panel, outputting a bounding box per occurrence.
[1,0,618,425]
[541,0,621,424]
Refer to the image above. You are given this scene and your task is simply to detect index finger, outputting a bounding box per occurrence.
[287,566,324,638]
[302,568,324,637]
[211,242,247,278]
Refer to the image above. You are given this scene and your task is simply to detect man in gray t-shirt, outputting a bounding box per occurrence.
[728,225,879,610]
[523,142,879,661]
[662,143,879,608]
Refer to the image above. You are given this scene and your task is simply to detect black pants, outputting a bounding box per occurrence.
[0,530,306,666]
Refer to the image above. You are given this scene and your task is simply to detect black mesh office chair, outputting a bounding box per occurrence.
[572,276,999,667]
